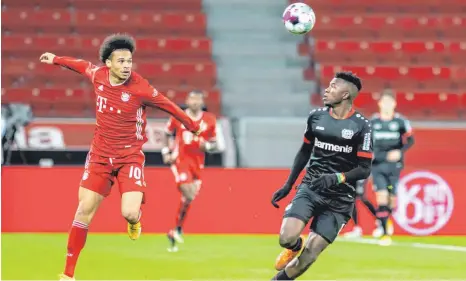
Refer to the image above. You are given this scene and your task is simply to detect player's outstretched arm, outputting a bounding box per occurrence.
[271,141,314,208]
[271,113,316,208]
[39,52,98,80]
[144,89,200,134]
[284,142,314,188]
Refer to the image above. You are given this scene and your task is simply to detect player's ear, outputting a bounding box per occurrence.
[343,91,351,100]
[105,59,112,68]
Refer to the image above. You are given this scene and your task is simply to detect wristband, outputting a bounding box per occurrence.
[161,147,170,155]
[336,173,346,184]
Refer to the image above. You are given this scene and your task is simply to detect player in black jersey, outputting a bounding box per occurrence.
[370,90,414,245]
[270,72,373,280]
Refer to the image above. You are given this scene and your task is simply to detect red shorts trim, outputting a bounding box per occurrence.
[80,152,147,202]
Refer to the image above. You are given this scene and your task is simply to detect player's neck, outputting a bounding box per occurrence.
[186,109,203,120]
[380,111,395,121]
[329,103,354,119]
[108,73,129,86]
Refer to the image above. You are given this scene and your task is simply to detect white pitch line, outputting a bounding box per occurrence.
[338,237,466,252]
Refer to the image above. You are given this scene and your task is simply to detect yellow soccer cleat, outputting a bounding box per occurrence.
[59,273,75,281]
[128,221,142,240]
[386,218,394,236]
[274,235,305,271]
[379,235,392,246]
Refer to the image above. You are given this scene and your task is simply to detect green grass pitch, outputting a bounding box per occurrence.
[2,234,466,280]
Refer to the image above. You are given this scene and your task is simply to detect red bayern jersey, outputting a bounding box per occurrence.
[165,111,217,166]
[53,56,199,158]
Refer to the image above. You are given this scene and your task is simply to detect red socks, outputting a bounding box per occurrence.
[64,220,88,278]
[176,197,192,231]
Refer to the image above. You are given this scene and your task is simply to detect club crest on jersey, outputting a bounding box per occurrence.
[374,123,382,130]
[121,92,131,102]
[341,129,354,140]
[389,122,399,131]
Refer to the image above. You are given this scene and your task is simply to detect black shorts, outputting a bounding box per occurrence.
[372,162,402,195]
[283,183,353,243]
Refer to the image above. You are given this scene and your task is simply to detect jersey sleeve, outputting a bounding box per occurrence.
[141,85,199,133]
[165,116,177,135]
[205,118,217,141]
[52,56,99,82]
[400,117,413,137]
[356,122,373,159]
[303,111,315,144]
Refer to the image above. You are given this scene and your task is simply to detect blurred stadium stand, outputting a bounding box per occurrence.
[1,0,220,118]
[2,0,466,167]
[301,0,466,120]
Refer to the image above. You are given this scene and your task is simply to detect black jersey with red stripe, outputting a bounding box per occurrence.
[371,113,412,166]
[302,106,373,198]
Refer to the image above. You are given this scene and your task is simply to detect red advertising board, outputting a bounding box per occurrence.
[12,120,466,167]
[2,167,465,235]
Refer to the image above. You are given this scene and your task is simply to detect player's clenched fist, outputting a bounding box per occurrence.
[271,184,292,208]
[39,52,56,64]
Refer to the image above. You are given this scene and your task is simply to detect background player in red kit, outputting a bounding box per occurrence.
[39,34,201,280]
[161,90,221,252]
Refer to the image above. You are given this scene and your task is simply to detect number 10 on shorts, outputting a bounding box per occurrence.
[129,166,142,180]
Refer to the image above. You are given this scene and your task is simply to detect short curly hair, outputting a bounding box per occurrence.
[99,33,136,63]
[335,71,362,92]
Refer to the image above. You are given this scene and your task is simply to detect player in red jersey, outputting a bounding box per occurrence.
[161,90,221,252]
[39,34,201,280]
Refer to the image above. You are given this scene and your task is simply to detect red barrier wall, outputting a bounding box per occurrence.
[2,167,465,235]
[403,128,466,167]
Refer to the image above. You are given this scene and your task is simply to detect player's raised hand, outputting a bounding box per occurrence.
[271,184,292,208]
[39,52,56,64]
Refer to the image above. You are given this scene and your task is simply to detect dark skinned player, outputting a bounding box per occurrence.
[270,72,373,280]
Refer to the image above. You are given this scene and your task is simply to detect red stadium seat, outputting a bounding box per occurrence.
[1,0,220,117]
[71,0,202,11]
[2,35,212,60]
[301,0,466,14]
[2,9,72,33]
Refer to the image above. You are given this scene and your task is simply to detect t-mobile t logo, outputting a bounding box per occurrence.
[96,95,107,113]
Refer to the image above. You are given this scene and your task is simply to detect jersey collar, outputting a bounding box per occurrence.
[329,107,355,120]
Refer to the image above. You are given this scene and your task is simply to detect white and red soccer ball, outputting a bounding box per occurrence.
[282,2,316,35]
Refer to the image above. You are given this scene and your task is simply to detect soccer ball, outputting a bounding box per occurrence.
[282,3,316,35]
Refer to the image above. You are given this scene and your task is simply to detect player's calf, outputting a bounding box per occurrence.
[273,233,329,280]
[63,187,104,279]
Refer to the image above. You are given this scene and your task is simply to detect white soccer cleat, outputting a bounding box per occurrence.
[59,273,75,281]
[167,246,179,253]
[173,230,184,244]
[372,220,384,238]
[343,226,363,238]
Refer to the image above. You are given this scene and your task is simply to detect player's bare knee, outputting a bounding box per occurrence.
[180,183,196,201]
[279,233,299,248]
[121,207,140,224]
